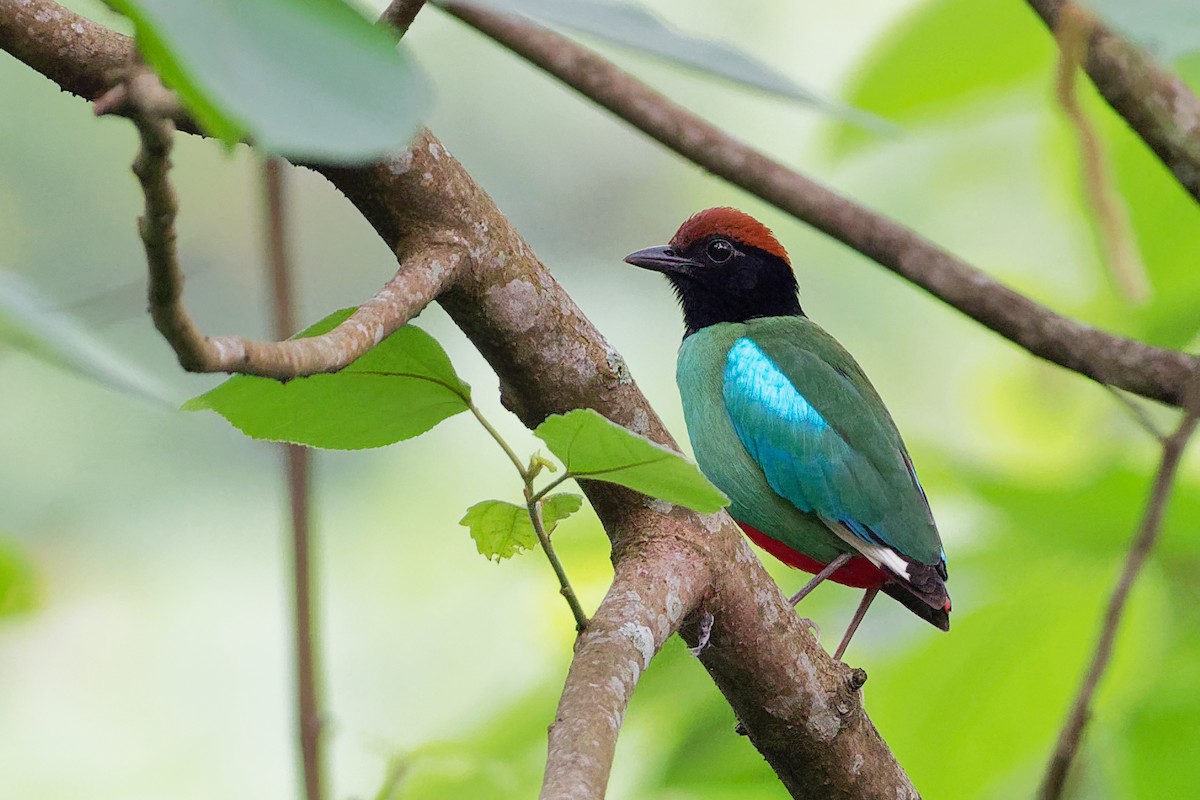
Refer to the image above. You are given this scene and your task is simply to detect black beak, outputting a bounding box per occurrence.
[623,245,698,275]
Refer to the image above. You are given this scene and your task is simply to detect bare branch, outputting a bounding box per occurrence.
[1103,385,1168,442]
[112,69,463,378]
[1039,382,1200,800]
[265,157,297,340]
[439,1,1198,408]
[542,545,711,800]
[380,0,427,38]
[0,0,127,100]
[263,157,327,800]
[10,1,1200,797]
[1027,0,1200,206]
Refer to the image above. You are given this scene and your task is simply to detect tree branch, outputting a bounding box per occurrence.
[1026,0,1200,206]
[1039,384,1200,800]
[96,68,463,378]
[381,0,427,39]
[439,1,1198,408]
[0,0,126,100]
[542,544,711,799]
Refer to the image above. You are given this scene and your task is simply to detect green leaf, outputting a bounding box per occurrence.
[1087,0,1200,64]
[454,0,890,131]
[104,0,434,162]
[533,409,728,513]
[0,269,170,406]
[0,539,39,619]
[184,309,470,449]
[540,492,583,532]
[459,494,581,562]
[826,0,1055,156]
[460,500,538,560]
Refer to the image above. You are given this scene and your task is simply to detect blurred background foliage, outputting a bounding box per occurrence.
[1,0,1198,798]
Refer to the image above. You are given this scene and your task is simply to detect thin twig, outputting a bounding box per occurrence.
[1053,5,1149,302]
[286,444,321,800]
[525,485,589,632]
[1103,384,1168,442]
[116,69,463,379]
[265,157,296,337]
[370,755,409,800]
[380,0,427,38]
[465,398,586,629]
[1039,385,1200,800]
[528,472,571,505]
[439,2,1198,408]
[264,157,326,800]
[467,399,529,479]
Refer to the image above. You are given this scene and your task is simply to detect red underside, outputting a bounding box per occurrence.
[737,521,889,590]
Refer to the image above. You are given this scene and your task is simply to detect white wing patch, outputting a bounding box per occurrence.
[819,515,911,581]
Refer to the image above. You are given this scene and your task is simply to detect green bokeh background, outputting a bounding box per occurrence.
[2,0,1199,798]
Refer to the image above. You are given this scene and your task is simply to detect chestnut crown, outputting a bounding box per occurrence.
[625,208,803,337]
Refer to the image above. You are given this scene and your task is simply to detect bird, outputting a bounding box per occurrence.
[625,207,949,659]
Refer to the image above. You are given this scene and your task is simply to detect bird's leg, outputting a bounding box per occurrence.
[833,587,880,661]
[788,552,853,606]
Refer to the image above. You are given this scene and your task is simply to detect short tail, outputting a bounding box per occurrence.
[882,560,951,631]
[882,581,950,631]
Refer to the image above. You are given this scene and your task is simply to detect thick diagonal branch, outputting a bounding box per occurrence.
[440,2,1197,408]
[1027,0,1200,206]
[323,115,920,797]
[0,3,920,797]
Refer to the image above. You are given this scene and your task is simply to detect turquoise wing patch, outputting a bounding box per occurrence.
[722,337,891,540]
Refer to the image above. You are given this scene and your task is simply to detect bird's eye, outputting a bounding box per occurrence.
[706,239,735,264]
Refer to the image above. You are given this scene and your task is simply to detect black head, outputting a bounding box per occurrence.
[624,208,803,338]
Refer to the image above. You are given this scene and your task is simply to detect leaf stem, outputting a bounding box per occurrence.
[525,485,589,632]
[465,399,587,631]
[468,399,529,480]
[529,472,571,505]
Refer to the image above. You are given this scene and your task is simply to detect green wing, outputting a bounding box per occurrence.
[721,317,943,567]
